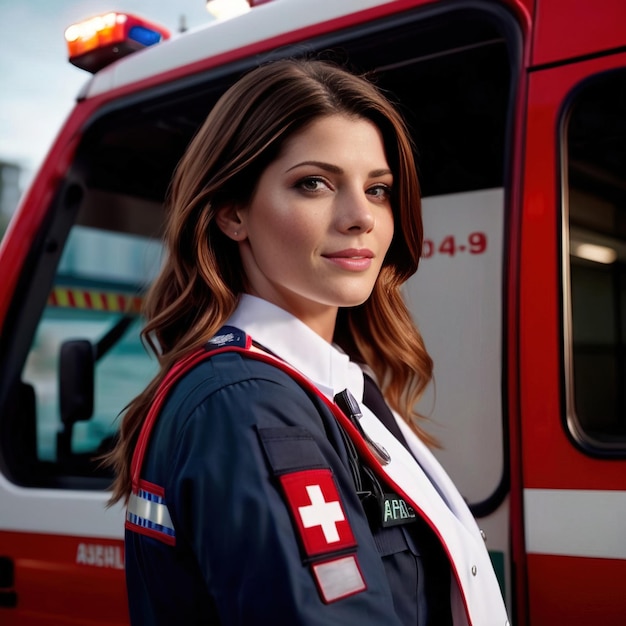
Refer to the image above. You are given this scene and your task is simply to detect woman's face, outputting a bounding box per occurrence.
[229,114,395,340]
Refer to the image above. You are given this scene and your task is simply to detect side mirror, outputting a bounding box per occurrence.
[59,339,95,425]
[56,317,133,461]
[58,339,94,459]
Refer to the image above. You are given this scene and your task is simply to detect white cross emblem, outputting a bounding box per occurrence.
[298,484,345,544]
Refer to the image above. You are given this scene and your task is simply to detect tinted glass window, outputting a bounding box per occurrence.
[566,69,626,447]
[22,224,161,479]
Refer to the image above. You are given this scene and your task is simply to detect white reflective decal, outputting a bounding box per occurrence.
[525,488,626,559]
[406,188,505,503]
[76,542,124,569]
[0,472,123,538]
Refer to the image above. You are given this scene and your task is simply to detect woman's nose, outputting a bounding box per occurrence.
[336,189,375,233]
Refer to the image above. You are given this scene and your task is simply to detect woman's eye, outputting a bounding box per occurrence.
[367,184,392,201]
[296,177,328,192]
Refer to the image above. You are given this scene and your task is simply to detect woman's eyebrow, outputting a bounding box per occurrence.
[369,168,393,178]
[286,160,342,174]
[286,161,392,178]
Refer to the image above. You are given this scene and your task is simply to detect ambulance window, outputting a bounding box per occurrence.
[565,69,626,449]
[2,4,517,497]
[21,217,162,479]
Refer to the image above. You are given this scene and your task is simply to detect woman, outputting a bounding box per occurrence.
[108,59,508,625]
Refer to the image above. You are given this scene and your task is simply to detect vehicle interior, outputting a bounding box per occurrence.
[0,3,517,489]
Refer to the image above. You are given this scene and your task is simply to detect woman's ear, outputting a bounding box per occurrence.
[215,204,247,241]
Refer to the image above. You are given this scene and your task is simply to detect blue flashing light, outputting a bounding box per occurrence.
[128,26,163,48]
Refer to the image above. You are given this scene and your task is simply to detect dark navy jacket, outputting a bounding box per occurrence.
[125,350,451,625]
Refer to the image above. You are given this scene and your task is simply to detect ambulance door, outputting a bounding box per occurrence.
[0,207,162,625]
[0,52,245,620]
[520,42,626,626]
[0,107,166,624]
[389,3,520,610]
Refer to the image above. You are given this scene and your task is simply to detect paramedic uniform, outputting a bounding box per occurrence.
[125,294,509,625]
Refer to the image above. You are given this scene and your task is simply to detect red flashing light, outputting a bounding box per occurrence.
[65,13,170,73]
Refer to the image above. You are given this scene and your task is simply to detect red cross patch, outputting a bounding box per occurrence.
[278,469,357,558]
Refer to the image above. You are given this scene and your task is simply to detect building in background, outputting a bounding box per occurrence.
[0,160,21,236]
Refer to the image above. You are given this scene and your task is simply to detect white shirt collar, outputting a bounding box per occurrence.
[225,294,364,401]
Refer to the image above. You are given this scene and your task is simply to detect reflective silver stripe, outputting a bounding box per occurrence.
[127,491,175,532]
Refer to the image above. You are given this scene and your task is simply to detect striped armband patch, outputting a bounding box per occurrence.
[125,480,176,546]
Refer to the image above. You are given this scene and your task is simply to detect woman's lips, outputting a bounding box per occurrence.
[322,249,374,271]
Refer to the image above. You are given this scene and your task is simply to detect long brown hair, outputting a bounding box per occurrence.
[107,58,434,504]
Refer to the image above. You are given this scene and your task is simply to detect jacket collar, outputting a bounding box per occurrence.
[225,294,364,401]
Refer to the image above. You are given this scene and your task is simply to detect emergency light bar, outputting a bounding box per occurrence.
[65,12,170,73]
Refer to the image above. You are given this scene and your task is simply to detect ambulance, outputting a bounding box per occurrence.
[0,0,625,623]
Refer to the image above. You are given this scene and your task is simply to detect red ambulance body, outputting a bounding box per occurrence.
[0,1,625,623]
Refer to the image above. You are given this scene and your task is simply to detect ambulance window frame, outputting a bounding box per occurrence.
[561,68,626,456]
[0,1,520,492]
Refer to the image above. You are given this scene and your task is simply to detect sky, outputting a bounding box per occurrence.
[0,0,215,191]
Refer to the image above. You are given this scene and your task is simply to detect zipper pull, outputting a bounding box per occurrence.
[334,389,391,465]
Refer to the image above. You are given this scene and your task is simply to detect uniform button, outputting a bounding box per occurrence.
[471,565,477,576]
[480,529,486,541]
